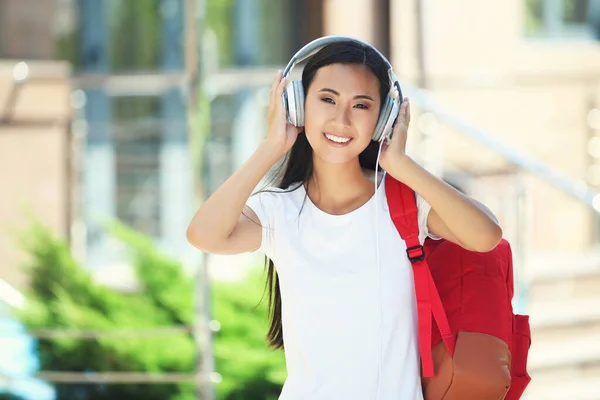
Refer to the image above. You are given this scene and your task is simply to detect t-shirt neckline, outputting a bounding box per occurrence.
[300,171,386,221]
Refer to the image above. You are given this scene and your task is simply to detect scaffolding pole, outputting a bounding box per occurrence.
[185,0,215,399]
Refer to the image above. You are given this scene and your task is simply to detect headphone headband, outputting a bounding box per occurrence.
[282,35,395,79]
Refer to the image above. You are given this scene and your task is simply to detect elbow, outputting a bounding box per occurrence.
[186,225,202,249]
[186,224,212,251]
[186,224,230,254]
[472,224,503,253]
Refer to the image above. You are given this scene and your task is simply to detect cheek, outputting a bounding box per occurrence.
[303,99,325,135]
[357,113,380,140]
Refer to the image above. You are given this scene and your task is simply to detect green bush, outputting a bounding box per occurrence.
[15,222,285,399]
[212,272,286,400]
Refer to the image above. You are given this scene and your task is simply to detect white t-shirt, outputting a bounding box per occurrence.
[246,175,436,400]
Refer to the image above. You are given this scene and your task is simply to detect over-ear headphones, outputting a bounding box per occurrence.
[282,35,404,143]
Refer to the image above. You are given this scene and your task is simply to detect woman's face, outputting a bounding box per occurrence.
[303,63,382,165]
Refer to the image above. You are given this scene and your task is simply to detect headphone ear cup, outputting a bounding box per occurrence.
[292,80,305,127]
[373,97,397,142]
[284,80,305,127]
[284,81,297,126]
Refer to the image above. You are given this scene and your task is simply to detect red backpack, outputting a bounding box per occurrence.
[385,174,532,399]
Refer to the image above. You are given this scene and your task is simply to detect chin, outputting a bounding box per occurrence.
[312,145,365,165]
[315,153,356,165]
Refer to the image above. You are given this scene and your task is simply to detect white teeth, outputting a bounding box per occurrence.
[325,134,351,143]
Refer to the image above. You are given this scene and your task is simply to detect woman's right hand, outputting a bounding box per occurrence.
[265,70,301,157]
[187,71,301,256]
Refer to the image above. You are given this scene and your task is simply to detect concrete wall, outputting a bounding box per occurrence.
[0,60,71,288]
[0,0,58,60]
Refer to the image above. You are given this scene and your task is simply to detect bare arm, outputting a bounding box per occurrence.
[186,70,300,255]
[389,155,502,252]
[380,98,502,252]
[186,141,282,254]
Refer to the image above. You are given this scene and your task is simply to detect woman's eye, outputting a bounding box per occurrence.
[354,103,369,110]
[321,97,335,104]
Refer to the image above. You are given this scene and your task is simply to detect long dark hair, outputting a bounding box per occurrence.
[263,40,392,350]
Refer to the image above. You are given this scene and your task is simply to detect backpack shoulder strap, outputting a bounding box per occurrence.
[384,173,455,378]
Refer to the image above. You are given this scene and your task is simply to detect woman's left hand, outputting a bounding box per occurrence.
[379,97,410,173]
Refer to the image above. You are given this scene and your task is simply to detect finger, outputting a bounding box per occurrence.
[271,70,282,93]
[269,70,283,108]
[277,76,288,96]
[267,76,288,122]
[275,77,288,111]
[392,104,408,134]
[398,102,408,124]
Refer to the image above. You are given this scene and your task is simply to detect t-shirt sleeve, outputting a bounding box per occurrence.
[416,194,442,244]
[245,190,279,260]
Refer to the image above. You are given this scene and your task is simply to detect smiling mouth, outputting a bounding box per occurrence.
[324,133,353,145]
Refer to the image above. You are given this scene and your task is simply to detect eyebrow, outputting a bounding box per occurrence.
[319,88,375,102]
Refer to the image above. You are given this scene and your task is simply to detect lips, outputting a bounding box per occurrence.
[324,133,353,145]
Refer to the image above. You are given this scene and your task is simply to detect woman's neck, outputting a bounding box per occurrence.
[306,156,377,215]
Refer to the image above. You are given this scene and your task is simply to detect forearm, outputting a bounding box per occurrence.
[388,155,502,250]
[187,140,282,242]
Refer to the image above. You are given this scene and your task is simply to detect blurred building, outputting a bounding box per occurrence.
[0,1,70,398]
[2,0,198,284]
[0,0,71,289]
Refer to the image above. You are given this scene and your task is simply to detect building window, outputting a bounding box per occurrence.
[112,96,162,237]
[205,0,322,68]
[57,0,184,71]
[525,0,600,39]
[109,0,184,71]
[108,0,163,70]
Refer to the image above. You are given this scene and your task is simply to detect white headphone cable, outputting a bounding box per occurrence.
[373,137,386,400]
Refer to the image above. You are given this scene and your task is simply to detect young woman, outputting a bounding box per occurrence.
[187,38,502,400]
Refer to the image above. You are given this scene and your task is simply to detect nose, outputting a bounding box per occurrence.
[332,105,351,129]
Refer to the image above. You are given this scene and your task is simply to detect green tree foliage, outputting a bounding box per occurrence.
[16,222,285,399]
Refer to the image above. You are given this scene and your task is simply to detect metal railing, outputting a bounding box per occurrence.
[400,80,600,213]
